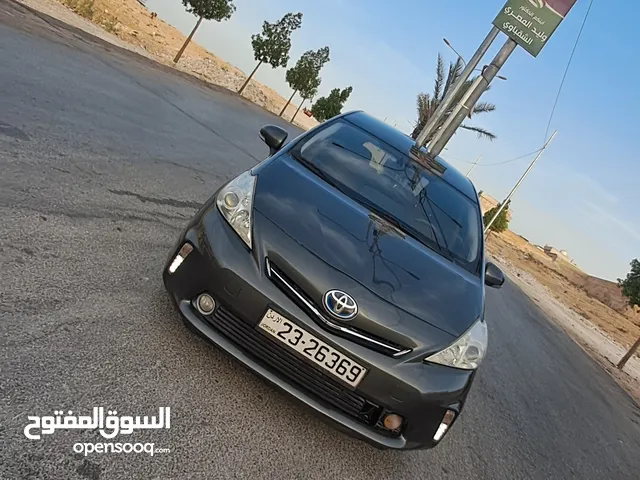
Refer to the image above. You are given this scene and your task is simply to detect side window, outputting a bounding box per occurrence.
[299,123,341,158]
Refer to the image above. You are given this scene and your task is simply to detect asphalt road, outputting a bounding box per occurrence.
[1,2,640,479]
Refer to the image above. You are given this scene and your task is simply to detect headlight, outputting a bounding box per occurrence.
[424,318,488,370]
[216,171,256,249]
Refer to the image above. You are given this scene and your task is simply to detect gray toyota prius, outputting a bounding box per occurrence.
[163,110,505,450]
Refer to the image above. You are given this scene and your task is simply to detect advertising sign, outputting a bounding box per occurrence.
[493,0,578,57]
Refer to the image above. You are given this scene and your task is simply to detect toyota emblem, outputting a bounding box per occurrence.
[323,290,358,320]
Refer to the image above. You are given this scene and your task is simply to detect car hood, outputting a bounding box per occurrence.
[253,156,484,338]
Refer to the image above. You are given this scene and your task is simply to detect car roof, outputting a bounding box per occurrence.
[341,111,478,203]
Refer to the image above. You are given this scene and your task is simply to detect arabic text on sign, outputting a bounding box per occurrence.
[502,22,535,45]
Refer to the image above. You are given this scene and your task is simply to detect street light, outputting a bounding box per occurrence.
[443,38,508,81]
[443,38,466,66]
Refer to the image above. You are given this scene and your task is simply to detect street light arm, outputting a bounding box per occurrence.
[444,39,505,81]
[445,38,508,82]
[443,38,467,67]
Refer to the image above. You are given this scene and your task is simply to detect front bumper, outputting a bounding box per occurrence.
[163,202,476,450]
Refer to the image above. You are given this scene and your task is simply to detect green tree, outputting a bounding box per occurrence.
[483,201,510,233]
[238,12,303,94]
[617,259,640,369]
[411,54,496,142]
[310,86,353,122]
[173,0,236,64]
[279,47,330,117]
[619,259,640,308]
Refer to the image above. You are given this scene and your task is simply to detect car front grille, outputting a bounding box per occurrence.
[202,305,388,428]
[265,259,412,358]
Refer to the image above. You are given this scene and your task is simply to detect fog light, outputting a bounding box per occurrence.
[195,293,215,315]
[433,410,456,442]
[168,243,193,274]
[382,413,403,431]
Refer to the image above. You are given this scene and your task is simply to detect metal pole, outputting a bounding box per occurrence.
[466,154,482,177]
[414,26,499,148]
[483,131,558,234]
[428,38,517,157]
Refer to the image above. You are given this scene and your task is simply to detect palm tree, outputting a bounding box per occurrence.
[411,54,496,142]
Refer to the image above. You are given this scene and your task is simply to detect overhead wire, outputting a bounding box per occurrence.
[441,148,542,167]
[543,0,595,142]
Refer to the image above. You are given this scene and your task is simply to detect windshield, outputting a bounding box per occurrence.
[290,119,483,275]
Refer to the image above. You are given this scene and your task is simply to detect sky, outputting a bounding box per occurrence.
[147,0,639,282]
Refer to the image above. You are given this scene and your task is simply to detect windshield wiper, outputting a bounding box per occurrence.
[426,196,463,230]
[330,141,370,161]
[418,190,475,268]
[417,193,450,256]
[290,151,342,190]
[355,196,451,260]
[413,199,452,260]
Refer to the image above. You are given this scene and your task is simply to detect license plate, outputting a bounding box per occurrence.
[258,309,367,388]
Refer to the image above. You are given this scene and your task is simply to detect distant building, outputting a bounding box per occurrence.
[478,192,512,221]
[543,245,576,265]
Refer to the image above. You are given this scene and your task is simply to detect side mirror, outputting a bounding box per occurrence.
[485,262,505,288]
[259,125,288,156]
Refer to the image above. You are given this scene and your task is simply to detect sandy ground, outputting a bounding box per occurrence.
[487,231,640,347]
[15,0,319,131]
[487,233,640,403]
